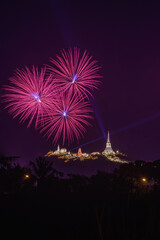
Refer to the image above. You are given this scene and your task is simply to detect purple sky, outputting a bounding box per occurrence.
[1,0,160,165]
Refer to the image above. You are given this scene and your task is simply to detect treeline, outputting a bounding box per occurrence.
[1,155,160,239]
[0,155,160,198]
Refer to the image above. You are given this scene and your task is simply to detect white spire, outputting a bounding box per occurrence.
[107,131,110,143]
[103,130,115,155]
[57,145,60,152]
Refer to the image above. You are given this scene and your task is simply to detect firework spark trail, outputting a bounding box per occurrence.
[3,66,57,128]
[40,93,93,145]
[48,47,101,99]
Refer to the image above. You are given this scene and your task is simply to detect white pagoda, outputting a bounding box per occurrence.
[53,145,69,154]
[102,131,115,155]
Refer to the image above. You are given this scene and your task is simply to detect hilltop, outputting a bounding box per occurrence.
[45,151,129,177]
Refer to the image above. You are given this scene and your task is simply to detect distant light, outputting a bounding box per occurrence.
[142,178,147,182]
[24,174,30,179]
[31,93,41,102]
[72,74,78,83]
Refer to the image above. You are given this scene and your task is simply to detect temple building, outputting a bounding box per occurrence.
[102,131,115,155]
[77,148,89,157]
[53,145,60,154]
[53,145,68,154]
[78,148,82,156]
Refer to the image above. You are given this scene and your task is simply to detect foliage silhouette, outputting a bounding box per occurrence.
[0,156,160,239]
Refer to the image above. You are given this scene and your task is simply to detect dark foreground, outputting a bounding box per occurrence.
[1,189,160,240]
[1,156,160,239]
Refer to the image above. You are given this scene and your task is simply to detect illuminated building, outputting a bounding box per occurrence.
[91,152,101,155]
[60,148,67,153]
[82,153,89,157]
[45,133,129,163]
[53,145,68,154]
[78,148,82,156]
[53,145,60,154]
[102,131,115,155]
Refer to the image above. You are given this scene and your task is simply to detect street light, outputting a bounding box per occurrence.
[24,174,30,179]
[142,178,147,182]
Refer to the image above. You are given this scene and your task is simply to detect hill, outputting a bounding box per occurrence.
[46,154,129,177]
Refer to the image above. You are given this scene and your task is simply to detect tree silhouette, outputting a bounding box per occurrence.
[0,154,20,169]
[30,156,55,190]
[0,155,20,195]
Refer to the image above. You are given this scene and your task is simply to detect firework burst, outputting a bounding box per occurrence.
[3,66,57,128]
[40,93,93,145]
[48,47,101,98]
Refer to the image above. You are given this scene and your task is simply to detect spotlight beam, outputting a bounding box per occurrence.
[69,112,160,151]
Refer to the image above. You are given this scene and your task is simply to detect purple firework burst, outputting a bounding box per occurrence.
[40,93,93,145]
[48,47,101,98]
[3,66,57,128]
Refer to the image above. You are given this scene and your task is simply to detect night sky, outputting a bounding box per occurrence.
[1,0,160,165]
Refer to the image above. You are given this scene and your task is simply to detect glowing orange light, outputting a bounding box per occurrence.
[24,174,30,179]
[142,178,147,182]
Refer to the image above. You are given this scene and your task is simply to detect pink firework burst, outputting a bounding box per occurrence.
[48,47,101,98]
[40,93,93,145]
[3,66,57,128]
